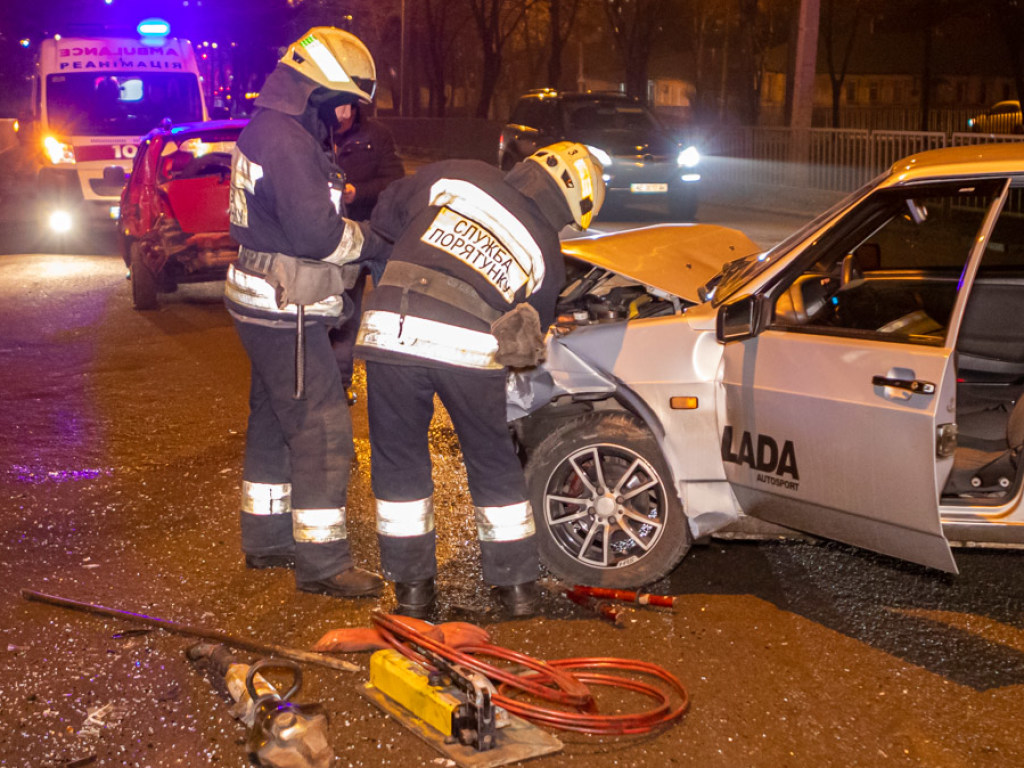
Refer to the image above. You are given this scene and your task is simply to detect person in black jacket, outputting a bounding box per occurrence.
[329,103,405,401]
[355,142,605,618]
[332,103,405,222]
[224,27,388,599]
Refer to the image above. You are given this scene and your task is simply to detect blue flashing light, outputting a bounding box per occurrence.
[19,38,31,48]
[137,18,171,37]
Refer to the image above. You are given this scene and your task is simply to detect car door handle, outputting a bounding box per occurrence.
[872,375,935,395]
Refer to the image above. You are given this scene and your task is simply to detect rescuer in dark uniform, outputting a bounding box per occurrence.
[224,27,388,599]
[329,102,405,403]
[355,142,605,617]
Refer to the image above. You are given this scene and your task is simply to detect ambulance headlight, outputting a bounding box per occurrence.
[43,136,75,165]
[49,210,74,234]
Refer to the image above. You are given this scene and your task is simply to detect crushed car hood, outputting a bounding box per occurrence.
[560,224,762,303]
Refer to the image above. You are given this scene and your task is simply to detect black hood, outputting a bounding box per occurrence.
[505,160,574,231]
[253,64,319,116]
[254,63,359,146]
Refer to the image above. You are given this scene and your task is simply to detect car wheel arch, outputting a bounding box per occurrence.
[524,407,692,587]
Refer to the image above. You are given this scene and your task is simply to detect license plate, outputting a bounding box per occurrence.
[630,183,668,194]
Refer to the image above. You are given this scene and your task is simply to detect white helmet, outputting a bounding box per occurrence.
[526,142,605,229]
[279,27,376,103]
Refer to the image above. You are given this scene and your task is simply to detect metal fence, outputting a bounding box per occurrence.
[707,126,1024,195]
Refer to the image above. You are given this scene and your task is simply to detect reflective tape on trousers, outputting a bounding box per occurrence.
[241,481,292,516]
[475,501,535,542]
[375,497,435,537]
[293,507,347,543]
[357,310,501,370]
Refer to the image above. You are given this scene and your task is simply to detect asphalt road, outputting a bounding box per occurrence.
[0,201,1022,768]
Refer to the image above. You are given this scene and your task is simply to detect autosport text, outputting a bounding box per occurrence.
[721,426,800,490]
[421,207,527,302]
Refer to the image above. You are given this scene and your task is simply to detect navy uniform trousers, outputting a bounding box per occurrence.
[235,320,355,583]
[365,360,539,587]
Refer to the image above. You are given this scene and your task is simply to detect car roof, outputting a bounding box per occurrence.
[143,119,247,141]
[520,89,639,104]
[888,142,1024,183]
[167,119,248,135]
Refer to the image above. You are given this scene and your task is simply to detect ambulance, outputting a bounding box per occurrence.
[26,27,208,235]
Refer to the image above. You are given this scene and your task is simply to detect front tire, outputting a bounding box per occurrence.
[525,411,691,587]
[129,243,158,310]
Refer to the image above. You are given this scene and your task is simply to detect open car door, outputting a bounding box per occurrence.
[719,178,1010,572]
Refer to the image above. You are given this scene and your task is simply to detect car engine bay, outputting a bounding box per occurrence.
[553,257,691,330]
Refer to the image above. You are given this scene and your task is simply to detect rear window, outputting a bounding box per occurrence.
[510,98,558,131]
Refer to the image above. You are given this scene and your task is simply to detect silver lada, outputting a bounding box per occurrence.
[510,143,1024,587]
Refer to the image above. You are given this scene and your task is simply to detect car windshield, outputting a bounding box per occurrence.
[566,100,662,133]
[46,72,204,136]
[705,172,888,306]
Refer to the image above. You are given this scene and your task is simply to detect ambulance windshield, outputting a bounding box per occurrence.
[46,72,204,136]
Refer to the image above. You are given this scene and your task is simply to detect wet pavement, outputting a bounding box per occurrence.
[0,221,1023,767]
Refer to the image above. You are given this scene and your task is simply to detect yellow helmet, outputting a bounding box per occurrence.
[526,142,605,229]
[279,27,376,103]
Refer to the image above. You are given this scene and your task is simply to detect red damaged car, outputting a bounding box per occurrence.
[118,119,245,309]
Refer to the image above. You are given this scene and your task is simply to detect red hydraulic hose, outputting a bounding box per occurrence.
[369,612,689,735]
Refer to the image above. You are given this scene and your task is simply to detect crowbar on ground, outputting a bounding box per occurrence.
[21,588,360,673]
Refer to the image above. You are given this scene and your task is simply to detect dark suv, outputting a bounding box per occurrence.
[498,89,701,220]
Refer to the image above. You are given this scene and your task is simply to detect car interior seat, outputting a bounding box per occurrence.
[944,397,1024,496]
[956,282,1024,375]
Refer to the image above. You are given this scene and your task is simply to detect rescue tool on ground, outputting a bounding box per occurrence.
[187,644,333,768]
[311,610,688,766]
[20,589,360,673]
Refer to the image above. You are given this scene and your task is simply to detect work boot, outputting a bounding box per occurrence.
[297,567,385,598]
[245,553,295,570]
[394,579,436,619]
[495,581,539,618]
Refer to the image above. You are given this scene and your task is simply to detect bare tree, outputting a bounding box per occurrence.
[466,0,534,117]
[603,0,670,100]
[986,0,1024,111]
[545,0,584,89]
[820,0,864,127]
[418,0,476,116]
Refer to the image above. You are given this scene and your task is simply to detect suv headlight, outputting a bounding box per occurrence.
[585,145,613,168]
[677,145,700,168]
[43,135,75,165]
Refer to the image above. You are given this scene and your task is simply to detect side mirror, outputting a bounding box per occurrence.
[716,294,762,342]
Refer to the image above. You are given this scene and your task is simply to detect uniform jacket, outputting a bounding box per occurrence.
[224,65,386,326]
[355,158,570,373]
[333,110,405,222]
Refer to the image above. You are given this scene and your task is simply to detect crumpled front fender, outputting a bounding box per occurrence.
[506,336,618,421]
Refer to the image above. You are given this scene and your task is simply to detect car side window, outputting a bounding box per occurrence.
[770,180,1005,346]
